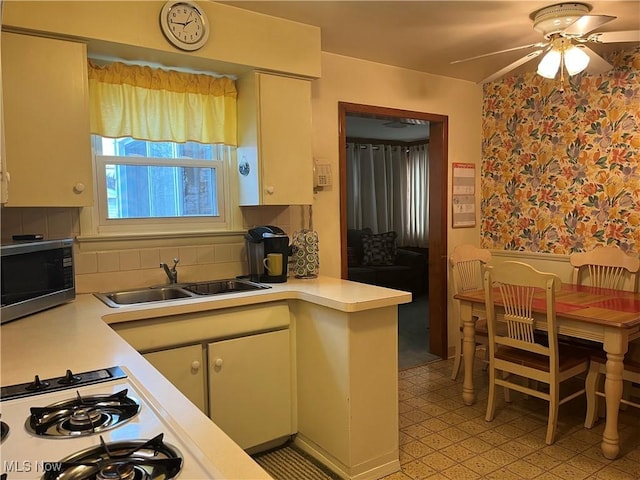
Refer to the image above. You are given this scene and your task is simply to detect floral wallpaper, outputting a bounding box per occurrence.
[481,46,640,255]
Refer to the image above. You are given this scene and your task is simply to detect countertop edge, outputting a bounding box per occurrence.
[101,276,412,324]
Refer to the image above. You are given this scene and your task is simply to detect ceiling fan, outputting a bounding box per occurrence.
[452,2,640,84]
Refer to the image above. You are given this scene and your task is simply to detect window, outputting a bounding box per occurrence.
[91,136,233,234]
[83,60,238,238]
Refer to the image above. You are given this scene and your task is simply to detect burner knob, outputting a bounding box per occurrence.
[58,369,82,385]
[25,375,50,391]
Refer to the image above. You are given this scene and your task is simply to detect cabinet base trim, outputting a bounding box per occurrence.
[245,435,292,456]
[293,435,400,480]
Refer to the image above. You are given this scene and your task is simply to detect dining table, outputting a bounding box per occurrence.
[454,282,640,460]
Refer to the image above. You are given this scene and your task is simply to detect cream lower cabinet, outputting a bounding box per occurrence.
[110,302,293,451]
[143,344,207,414]
[208,329,292,450]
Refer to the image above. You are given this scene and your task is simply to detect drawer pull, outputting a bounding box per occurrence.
[214,358,224,369]
[191,360,201,371]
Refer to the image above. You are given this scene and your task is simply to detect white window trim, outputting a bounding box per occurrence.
[79,149,243,242]
[96,154,225,223]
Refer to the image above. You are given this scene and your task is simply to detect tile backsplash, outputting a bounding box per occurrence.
[1,205,300,293]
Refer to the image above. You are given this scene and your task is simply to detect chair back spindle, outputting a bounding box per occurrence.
[588,264,625,290]
[451,244,492,294]
[499,284,537,343]
[570,246,640,292]
[457,260,484,292]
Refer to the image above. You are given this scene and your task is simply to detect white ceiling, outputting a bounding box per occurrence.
[220,1,640,84]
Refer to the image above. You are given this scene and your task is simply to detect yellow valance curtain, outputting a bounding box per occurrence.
[88,61,237,146]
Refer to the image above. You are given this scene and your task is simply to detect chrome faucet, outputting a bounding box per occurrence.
[160,258,179,284]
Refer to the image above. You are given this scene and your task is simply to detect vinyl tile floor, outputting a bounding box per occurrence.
[384,353,640,480]
[398,294,439,370]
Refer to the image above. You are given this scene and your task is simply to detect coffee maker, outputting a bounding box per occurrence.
[245,226,290,283]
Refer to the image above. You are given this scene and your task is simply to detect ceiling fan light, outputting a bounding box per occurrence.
[564,45,590,75]
[537,49,561,78]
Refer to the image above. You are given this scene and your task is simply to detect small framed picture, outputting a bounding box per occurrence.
[452,163,476,228]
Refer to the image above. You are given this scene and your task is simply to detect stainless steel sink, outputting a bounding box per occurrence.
[183,279,270,295]
[95,286,195,307]
[95,279,270,307]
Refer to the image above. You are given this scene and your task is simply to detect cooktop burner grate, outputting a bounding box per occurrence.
[0,420,8,443]
[27,389,140,437]
[1,366,215,479]
[1,367,128,401]
[41,434,183,480]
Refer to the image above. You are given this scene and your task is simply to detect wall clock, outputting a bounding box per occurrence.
[160,1,210,51]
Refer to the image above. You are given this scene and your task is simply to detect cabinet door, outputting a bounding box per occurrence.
[258,73,313,205]
[208,329,292,449]
[0,25,6,204]
[144,344,207,414]
[2,32,93,206]
[237,72,313,206]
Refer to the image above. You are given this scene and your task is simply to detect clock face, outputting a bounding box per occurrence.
[160,1,209,51]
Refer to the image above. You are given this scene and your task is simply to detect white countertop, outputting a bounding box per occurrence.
[1,276,410,479]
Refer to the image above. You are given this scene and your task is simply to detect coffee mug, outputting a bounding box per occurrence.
[263,253,283,276]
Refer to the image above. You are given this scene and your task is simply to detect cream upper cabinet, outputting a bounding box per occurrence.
[0,18,6,204]
[1,32,93,207]
[237,71,313,206]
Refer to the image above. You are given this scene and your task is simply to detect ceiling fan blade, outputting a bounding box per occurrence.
[451,42,548,64]
[586,30,640,43]
[562,14,616,36]
[480,50,544,84]
[580,46,613,75]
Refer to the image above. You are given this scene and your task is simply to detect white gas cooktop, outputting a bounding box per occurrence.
[0,366,218,479]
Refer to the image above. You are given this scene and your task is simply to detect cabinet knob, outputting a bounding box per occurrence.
[191,360,201,371]
[266,186,275,195]
[73,182,86,193]
[214,358,224,369]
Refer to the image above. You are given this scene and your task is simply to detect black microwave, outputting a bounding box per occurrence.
[1,238,75,324]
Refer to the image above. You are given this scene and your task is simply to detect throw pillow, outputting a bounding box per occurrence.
[361,232,397,266]
[347,246,359,267]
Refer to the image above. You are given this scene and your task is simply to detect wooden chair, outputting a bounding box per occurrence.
[585,342,640,428]
[483,261,590,445]
[450,244,492,380]
[571,245,640,423]
[570,245,640,292]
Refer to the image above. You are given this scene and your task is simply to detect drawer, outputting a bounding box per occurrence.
[112,301,290,351]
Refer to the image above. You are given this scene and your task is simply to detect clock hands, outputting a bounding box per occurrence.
[170,12,196,29]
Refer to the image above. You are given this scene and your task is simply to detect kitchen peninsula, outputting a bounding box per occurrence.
[0,276,410,480]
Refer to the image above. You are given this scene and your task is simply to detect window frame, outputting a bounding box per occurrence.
[85,138,234,237]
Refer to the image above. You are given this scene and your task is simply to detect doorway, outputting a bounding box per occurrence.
[338,102,449,359]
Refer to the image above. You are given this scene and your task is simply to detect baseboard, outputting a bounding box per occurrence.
[244,435,291,455]
[447,345,456,359]
[293,434,400,480]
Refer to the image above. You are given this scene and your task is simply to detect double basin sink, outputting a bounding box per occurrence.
[95,279,270,308]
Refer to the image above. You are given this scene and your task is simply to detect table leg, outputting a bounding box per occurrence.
[460,302,476,406]
[601,332,627,460]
